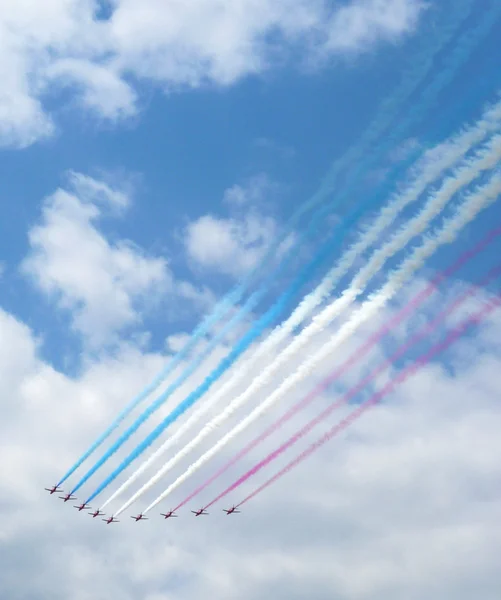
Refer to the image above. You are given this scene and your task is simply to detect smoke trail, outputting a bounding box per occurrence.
[136,165,501,515]
[77,154,404,500]
[58,1,485,485]
[83,124,501,502]
[80,132,458,501]
[309,0,475,196]
[175,229,501,510]
[71,223,341,496]
[308,1,501,230]
[108,136,501,502]
[100,108,501,510]
[237,295,501,507]
[204,262,501,509]
[57,1,481,487]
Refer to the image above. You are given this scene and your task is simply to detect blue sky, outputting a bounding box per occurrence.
[1,2,501,599]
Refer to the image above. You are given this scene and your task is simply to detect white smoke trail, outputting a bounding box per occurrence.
[138,168,501,515]
[113,136,501,517]
[102,102,501,511]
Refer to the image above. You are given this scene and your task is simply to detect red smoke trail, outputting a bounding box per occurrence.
[235,290,501,508]
[173,228,501,511]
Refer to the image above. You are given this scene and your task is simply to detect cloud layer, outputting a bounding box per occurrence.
[0,0,426,147]
[0,280,499,600]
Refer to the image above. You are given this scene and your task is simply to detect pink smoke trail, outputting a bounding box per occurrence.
[173,228,501,512]
[235,290,501,508]
[203,264,501,509]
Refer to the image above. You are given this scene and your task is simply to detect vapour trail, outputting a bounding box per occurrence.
[100,105,501,510]
[204,262,501,509]
[305,0,476,199]
[82,147,441,503]
[307,0,500,231]
[113,135,501,513]
[136,163,501,515]
[71,218,342,496]
[84,119,501,501]
[84,128,492,503]
[236,295,501,507]
[175,228,501,510]
[58,1,483,485]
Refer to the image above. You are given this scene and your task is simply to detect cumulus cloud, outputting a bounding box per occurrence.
[0,276,500,599]
[46,58,138,120]
[184,214,280,278]
[0,0,426,147]
[20,172,210,347]
[184,174,293,278]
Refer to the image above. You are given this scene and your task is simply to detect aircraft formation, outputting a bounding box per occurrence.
[45,485,240,523]
[44,4,501,527]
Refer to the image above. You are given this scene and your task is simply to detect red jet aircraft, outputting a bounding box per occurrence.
[74,503,91,512]
[89,510,105,518]
[160,510,178,519]
[223,506,240,515]
[131,514,148,522]
[59,493,77,502]
[191,508,208,516]
[103,516,119,524]
[45,485,63,495]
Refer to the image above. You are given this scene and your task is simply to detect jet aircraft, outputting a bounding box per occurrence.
[45,485,63,495]
[89,509,105,518]
[131,514,148,522]
[74,503,91,512]
[160,510,178,519]
[223,506,240,515]
[59,493,76,502]
[103,516,119,524]
[191,508,208,516]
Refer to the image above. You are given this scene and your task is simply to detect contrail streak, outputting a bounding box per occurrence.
[306,0,476,199]
[84,114,501,501]
[100,105,501,510]
[307,0,500,227]
[203,262,501,509]
[174,229,501,510]
[86,125,499,503]
[134,163,501,515]
[58,1,482,486]
[236,294,501,507]
[71,218,344,496]
[82,169,411,502]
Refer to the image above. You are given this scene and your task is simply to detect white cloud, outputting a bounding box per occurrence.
[184,174,292,278]
[46,58,138,120]
[185,212,280,278]
[0,0,425,147]
[66,170,130,210]
[20,172,210,347]
[324,0,425,53]
[223,173,278,207]
[0,277,500,599]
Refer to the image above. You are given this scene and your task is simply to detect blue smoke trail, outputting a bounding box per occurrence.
[57,0,476,486]
[77,1,498,498]
[324,1,501,213]
[74,212,366,498]
[311,0,477,194]
[80,127,467,502]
